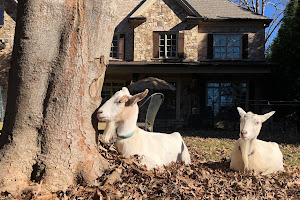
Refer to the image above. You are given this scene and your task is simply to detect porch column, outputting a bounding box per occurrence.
[176,79,181,120]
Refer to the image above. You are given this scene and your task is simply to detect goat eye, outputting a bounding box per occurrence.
[118,100,123,104]
[256,121,259,125]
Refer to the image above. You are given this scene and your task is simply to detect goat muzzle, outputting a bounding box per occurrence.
[241,130,247,135]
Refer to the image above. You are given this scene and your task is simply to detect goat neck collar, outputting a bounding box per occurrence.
[117,129,135,139]
[238,146,254,157]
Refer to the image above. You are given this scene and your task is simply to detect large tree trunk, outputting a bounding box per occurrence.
[0,0,133,194]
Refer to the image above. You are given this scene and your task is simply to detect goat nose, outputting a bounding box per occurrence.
[98,110,103,114]
[241,130,247,135]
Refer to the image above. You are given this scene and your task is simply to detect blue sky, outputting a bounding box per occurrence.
[261,0,287,48]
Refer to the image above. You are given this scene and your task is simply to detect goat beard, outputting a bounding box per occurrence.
[240,140,250,172]
[103,121,116,143]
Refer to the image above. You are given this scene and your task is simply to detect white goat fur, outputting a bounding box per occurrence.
[97,87,191,169]
[230,107,284,175]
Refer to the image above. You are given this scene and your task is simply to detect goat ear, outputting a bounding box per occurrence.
[237,107,246,117]
[126,89,149,106]
[261,111,275,122]
[119,96,129,103]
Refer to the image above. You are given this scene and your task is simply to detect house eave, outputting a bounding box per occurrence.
[107,61,277,74]
[128,16,147,24]
[186,17,272,26]
[204,18,272,27]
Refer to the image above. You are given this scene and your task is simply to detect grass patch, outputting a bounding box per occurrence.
[280,144,300,166]
[184,136,300,166]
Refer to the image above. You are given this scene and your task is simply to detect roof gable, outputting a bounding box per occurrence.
[130,0,200,18]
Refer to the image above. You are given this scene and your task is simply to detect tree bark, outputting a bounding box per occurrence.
[0,0,133,194]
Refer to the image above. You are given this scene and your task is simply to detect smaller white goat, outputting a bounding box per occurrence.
[97,87,191,169]
[230,107,284,175]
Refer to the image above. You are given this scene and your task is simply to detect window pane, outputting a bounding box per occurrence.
[160,39,164,46]
[227,47,240,53]
[215,53,226,59]
[208,83,219,87]
[228,35,240,46]
[159,46,165,57]
[221,83,231,87]
[214,47,226,53]
[214,35,226,46]
[207,87,220,116]
[112,40,118,46]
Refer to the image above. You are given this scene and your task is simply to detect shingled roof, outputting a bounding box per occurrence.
[130,0,270,21]
[185,0,269,20]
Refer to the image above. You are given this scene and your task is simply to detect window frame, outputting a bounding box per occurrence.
[206,81,248,116]
[213,33,242,60]
[110,34,119,59]
[158,32,178,59]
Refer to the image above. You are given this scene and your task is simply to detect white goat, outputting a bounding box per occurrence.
[97,87,191,169]
[230,107,284,175]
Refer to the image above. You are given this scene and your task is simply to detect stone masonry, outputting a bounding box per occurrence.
[115,0,266,62]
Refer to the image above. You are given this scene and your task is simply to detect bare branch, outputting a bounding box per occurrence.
[265,18,283,43]
[251,0,256,12]
[256,0,260,14]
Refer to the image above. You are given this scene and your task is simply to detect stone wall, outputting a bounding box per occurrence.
[133,0,199,61]
[0,1,16,50]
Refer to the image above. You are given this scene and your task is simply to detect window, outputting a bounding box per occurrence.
[0,8,4,26]
[159,33,177,58]
[110,35,119,58]
[214,34,241,59]
[101,81,125,102]
[207,82,247,116]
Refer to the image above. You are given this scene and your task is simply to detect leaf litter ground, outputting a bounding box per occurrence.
[1,130,299,199]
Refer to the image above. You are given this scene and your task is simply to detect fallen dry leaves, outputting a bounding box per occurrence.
[1,135,299,199]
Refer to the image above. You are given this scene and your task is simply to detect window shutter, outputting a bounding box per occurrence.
[118,34,125,60]
[207,34,213,59]
[153,32,159,58]
[178,33,184,59]
[242,34,248,59]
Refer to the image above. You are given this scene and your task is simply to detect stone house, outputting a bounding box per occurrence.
[103,0,275,128]
[0,0,275,128]
[0,0,17,121]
